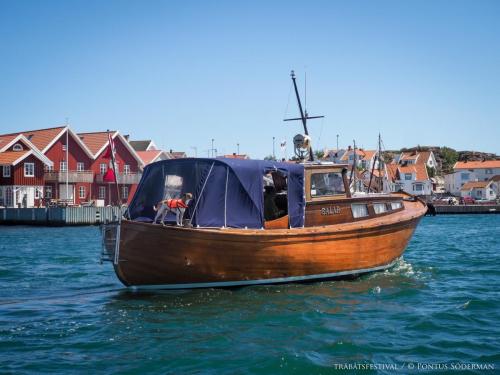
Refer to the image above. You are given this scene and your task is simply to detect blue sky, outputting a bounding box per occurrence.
[1,0,499,157]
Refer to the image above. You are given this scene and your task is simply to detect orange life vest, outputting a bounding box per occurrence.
[166,198,187,209]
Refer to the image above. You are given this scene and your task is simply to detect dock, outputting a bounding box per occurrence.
[0,207,123,226]
[435,205,500,214]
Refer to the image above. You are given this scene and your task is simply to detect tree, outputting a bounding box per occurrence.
[264,155,276,161]
[440,146,458,174]
[314,150,325,159]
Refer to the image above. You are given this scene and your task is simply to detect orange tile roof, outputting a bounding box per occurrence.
[386,164,399,182]
[0,126,66,151]
[222,154,249,159]
[461,181,493,190]
[137,150,162,164]
[78,131,115,155]
[340,149,377,161]
[454,160,500,169]
[397,163,429,181]
[0,150,30,165]
[0,134,18,150]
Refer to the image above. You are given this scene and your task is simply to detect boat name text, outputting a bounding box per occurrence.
[321,206,341,215]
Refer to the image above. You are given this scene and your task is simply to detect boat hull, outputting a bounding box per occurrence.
[109,199,426,289]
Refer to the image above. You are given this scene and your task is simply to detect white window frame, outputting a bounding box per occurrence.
[13,143,23,151]
[404,173,413,181]
[100,163,107,174]
[123,164,131,175]
[24,162,35,177]
[121,186,129,199]
[414,183,423,192]
[99,186,106,199]
[3,165,11,177]
[60,161,67,172]
[79,186,86,199]
[77,162,85,172]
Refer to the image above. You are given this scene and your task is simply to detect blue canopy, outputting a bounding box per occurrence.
[128,158,305,229]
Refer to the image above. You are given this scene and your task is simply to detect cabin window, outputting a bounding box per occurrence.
[79,186,86,199]
[391,201,403,210]
[99,186,106,199]
[45,186,52,198]
[351,204,368,218]
[373,202,387,214]
[60,161,67,172]
[122,186,129,199]
[3,166,11,177]
[100,163,107,174]
[24,163,35,177]
[263,171,288,221]
[310,172,345,197]
[163,175,183,199]
[77,162,85,171]
[13,143,23,151]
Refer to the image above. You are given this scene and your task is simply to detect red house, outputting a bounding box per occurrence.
[78,131,143,205]
[0,133,52,207]
[0,126,143,207]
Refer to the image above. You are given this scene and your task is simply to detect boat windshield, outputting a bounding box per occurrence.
[310,172,345,197]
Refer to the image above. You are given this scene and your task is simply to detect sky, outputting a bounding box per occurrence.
[1,0,499,158]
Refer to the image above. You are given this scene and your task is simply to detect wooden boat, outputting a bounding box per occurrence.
[101,71,427,289]
[102,160,426,289]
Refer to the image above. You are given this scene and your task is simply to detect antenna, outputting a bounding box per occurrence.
[283,70,324,161]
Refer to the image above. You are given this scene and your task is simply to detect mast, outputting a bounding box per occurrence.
[284,70,324,162]
[378,133,382,193]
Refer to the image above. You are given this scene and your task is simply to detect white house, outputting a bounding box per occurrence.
[444,160,500,195]
[460,180,498,201]
[386,163,433,196]
[340,148,378,170]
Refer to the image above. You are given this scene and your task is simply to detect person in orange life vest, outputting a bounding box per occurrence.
[153,193,193,226]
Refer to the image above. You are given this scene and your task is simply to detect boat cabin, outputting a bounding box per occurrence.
[127,158,405,230]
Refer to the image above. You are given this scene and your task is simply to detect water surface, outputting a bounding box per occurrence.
[1,216,499,373]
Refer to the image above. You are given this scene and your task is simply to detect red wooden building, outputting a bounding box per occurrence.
[78,131,143,205]
[0,133,52,207]
[0,126,143,207]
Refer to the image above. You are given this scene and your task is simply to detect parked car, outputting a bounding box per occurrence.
[460,196,475,204]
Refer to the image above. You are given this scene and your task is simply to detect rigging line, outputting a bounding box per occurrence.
[316,117,324,150]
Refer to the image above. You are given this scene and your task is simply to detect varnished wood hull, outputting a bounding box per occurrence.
[109,198,426,289]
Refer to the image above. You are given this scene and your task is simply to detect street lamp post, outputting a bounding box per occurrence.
[272,137,275,160]
[211,139,214,158]
[237,143,240,155]
[336,134,339,151]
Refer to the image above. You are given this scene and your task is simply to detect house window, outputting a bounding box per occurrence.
[62,144,67,151]
[60,161,67,172]
[121,186,129,199]
[45,186,52,198]
[2,165,11,177]
[77,162,85,171]
[123,164,131,175]
[79,186,86,199]
[45,165,53,172]
[100,163,107,174]
[99,186,106,199]
[485,169,493,174]
[13,143,23,151]
[35,188,41,199]
[414,183,423,192]
[351,204,369,218]
[405,173,412,180]
[461,173,469,181]
[24,163,35,177]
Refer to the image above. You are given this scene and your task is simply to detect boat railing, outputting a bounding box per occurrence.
[100,221,120,264]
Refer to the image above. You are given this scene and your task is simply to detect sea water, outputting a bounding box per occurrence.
[1,216,499,374]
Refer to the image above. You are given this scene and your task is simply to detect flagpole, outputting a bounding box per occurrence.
[107,130,121,206]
